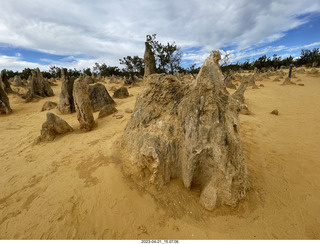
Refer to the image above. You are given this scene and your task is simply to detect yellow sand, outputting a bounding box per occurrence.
[0,71,319,239]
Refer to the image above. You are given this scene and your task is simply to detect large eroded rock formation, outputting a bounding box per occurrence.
[59,68,75,114]
[123,51,250,210]
[31,68,54,97]
[73,76,95,131]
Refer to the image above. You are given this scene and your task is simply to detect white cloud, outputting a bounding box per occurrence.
[0,0,319,70]
[0,55,48,71]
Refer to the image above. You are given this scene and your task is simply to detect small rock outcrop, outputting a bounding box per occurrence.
[113,86,129,99]
[58,68,75,114]
[37,112,73,142]
[0,84,12,114]
[73,76,95,131]
[1,69,13,93]
[271,109,279,115]
[144,36,156,79]
[41,101,58,111]
[123,51,250,210]
[89,83,115,112]
[282,77,296,85]
[98,104,117,118]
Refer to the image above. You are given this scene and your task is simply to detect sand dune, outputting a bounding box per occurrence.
[0,71,319,239]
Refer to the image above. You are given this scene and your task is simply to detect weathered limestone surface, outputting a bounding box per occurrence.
[143,40,156,79]
[1,69,13,93]
[89,83,115,112]
[113,86,129,99]
[31,68,54,97]
[224,70,236,89]
[13,75,24,86]
[41,101,58,111]
[0,84,12,114]
[123,51,250,210]
[59,68,75,114]
[23,68,54,101]
[98,104,117,118]
[37,112,73,142]
[73,76,95,131]
[282,77,296,85]
[225,77,236,89]
[247,75,259,89]
[84,75,94,85]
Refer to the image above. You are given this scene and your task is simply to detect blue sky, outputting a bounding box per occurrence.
[0,0,319,71]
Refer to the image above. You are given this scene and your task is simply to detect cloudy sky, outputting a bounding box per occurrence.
[0,0,319,71]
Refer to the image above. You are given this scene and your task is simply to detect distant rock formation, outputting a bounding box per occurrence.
[0,84,12,114]
[73,76,95,131]
[23,68,54,102]
[1,69,13,93]
[36,112,73,142]
[59,68,75,114]
[282,77,296,85]
[296,68,305,74]
[273,77,281,82]
[13,75,24,86]
[143,37,156,79]
[309,68,319,74]
[123,51,250,210]
[113,86,129,99]
[248,75,259,89]
[109,75,118,84]
[89,83,115,112]
[31,68,54,97]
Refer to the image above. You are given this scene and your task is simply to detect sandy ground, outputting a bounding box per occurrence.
[0,71,320,240]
